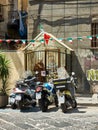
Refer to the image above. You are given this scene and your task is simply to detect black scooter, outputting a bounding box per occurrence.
[35,82,58,112]
[53,72,77,113]
[9,76,36,109]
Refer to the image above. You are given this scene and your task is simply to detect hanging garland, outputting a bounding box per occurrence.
[0,39,27,44]
[0,33,98,46]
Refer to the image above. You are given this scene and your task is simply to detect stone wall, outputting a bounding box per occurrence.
[0,51,25,95]
[28,0,98,93]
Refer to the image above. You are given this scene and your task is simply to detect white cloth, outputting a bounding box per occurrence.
[57,67,69,79]
[18,11,24,35]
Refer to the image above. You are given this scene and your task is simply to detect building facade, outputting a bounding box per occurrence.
[1,0,98,93]
[0,0,28,91]
[0,0,28,39]
[28,0,98,93]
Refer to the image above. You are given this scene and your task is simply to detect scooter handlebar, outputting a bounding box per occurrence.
[24,77,36,82]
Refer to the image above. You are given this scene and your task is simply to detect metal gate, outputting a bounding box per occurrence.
[24,49,72,81]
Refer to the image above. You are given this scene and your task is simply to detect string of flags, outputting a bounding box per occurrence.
[0,39,26,44]
[0,33,98,45]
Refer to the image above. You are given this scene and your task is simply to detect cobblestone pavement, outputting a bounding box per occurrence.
[0,104,98,130]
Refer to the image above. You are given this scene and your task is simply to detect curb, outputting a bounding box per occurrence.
[76,93,98,106]
[76,99,98,106]
[77,102,98,106]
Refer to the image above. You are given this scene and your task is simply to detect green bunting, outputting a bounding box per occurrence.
[87,36,92,40]
[67,38,73,43]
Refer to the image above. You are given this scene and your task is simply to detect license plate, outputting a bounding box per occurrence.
[56,85,65,89]
[58,95,65,104]
[36,92,41,99]
[9,98,15,103]
[16,95,21,101]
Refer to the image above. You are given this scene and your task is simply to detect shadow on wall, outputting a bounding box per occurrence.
[29,0,95,38]
[72,52,90,93]
[31,2,44,38]
[29,0,98,5]
[41,17,90,26]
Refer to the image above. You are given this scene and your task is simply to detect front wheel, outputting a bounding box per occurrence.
[61,103,67,113]
[18,101,24,109]
[32,101,36,107]
[11,103,17,109]
[39,99,48,112]
[54,95,58,107]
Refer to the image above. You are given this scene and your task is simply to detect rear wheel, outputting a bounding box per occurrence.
[61,103,67,113]
[72,99,77,108]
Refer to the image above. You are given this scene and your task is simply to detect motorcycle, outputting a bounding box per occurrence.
[35,81,58,112]
[53,72,77,113]
[9,76,37,109]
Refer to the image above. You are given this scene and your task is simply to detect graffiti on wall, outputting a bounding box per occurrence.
[86,69,98,81]
[85,52,98,81]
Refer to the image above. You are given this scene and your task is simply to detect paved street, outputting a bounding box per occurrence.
[0,97,98,130]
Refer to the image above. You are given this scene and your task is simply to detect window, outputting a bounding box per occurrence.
[91,23,98,47]
[0,4,4,22]
[0,4,3,14]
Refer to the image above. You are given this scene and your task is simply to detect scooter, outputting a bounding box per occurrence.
[9,76,37,109]
[35,81,58,112]
[53,72,77,113]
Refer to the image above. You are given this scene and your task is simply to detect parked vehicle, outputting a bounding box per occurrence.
[35,81,58,112]
[53,72,77,113]
[9,76,37,109]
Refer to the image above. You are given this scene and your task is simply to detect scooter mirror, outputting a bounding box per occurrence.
[71,72,75,76]
[35,71,39,74]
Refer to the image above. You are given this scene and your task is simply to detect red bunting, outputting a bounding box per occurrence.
[6,40,11,44]
[0,39,3,43]
[44,33,50,44]
[32,43,35,46]
[15,40,20,44]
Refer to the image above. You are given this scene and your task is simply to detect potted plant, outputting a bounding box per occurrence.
[0,53,10,107]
